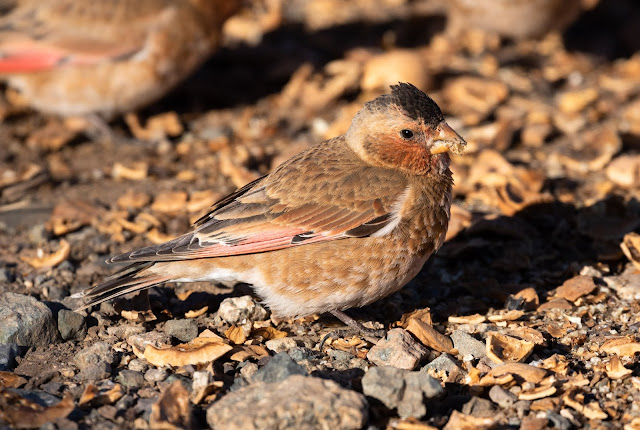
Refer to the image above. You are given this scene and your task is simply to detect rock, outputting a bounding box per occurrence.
[116,370,145,389]
[423,353,463,383]
[127,331,171,352]
[462,396,495,417]
[74,342,115,381]
[216,296,268,325]
[163,319,198,342]
[192,370,213,397]
[136,398,157,421]
[361,366,443,419]
[239,363,259,381]
[0,293,59,347]
[0,343,21,371]
[265,337,297,354]
[288,346,319,362]
[451,330,486,360]
[328,349,355,368]
[127,359,148,373]
[145,367,169,384]
[253,352,307,383]
[57,309,87,341]
[367,328,428,370]
[489,385,517,408]
[77,362,111,381]
[115,394,136,412]
[107,324,146,340]
[206,375,367,430]
[75,342,115,367]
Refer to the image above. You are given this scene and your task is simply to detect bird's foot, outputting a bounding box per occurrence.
[319,310,386,350]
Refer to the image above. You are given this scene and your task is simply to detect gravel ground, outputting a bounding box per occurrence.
[1,1,640,429]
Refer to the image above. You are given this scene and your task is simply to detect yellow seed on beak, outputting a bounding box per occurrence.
[431,122,467,155]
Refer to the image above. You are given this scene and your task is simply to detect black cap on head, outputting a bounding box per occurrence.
[368,82,445,128]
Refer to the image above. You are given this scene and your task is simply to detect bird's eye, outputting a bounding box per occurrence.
[400,129,414,139]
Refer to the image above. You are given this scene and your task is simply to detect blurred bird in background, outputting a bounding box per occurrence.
[446,0,591,40]
[0,0,239,118]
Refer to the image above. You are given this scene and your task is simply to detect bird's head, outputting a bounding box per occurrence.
[346,82,466,175]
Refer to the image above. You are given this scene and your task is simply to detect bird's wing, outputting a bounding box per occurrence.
[110,138,409,263]
[0,0,173,72]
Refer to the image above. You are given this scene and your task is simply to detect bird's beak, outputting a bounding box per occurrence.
[430,122,466,155]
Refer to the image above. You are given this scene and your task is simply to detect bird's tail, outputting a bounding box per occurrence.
[73,262,170,311]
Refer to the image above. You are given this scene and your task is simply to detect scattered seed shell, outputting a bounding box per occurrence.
[0,372,26,389]
[443,410,495,430]
[142,332,232,367]
[621,232,640,271]
[448,314,486,325]
[563,388,608,420]
[20,239,70,269]
[600,336,640,356]
[518,385,557,401]
[483,363,548,385]
[486,333,535,363]
[605,355,633,379]
[488,310,524,322]
[554,275,597,302]
[406,318,455,353]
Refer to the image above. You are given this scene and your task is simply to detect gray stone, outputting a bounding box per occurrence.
[75,342,115,368]
[451,330,486,360]
[163,319,198,342]
[57,310,87,341]
[77,362,111,381]
[328,349,355,367]
[0,293,59,347]
[136,398,157,421]
[127,331,171,352]
[206,375,367,430]
[10,389,62,407]
[366,328,428,370]
[265,337,297,354]
[74,342,114,381]
[489,385,517,408]
[462,396,495,416]
[159,375,192,393]
[216,296,268,325]
[116,370,145,389]
[253,352,307,383]
[423,353,463,382]
[145,367,169,384]
[127,359,148,373]
[287,346,318,362]
[0,343,21,371]
[115,394,135,412]
[361,366,443,419]
[106,324,146,340]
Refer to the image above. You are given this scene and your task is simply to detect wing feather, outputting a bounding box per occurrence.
[109,137,409,264]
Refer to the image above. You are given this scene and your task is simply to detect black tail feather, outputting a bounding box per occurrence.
[73,262,168,311]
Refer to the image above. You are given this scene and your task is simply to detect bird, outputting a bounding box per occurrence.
[75,83,466,333]
[446,0,584,40]
[0,0,239,118]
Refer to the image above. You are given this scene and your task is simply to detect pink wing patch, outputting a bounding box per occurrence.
[0,51,66,72]
[187,227,333,258]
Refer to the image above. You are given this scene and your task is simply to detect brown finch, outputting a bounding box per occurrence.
[0,0,239,117]
[76,83,466,330]
[447,0,583,39]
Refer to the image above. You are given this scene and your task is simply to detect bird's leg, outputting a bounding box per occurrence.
[320,310,386,349]
[82,113,115,141]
